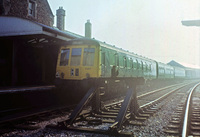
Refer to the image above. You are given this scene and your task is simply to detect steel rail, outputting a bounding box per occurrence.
[139,84,188,109]
[137,82,188,99]
[182,82,200,137]
[0,104,74,125]
[104,82,191,108]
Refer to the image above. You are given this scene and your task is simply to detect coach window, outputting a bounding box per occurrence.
[83,48,95,66]
[141,61,143,70]
[102,52,105,65]
[149,64,151,71]
[112,54,115,66]
[143,62,146,71]
[145,62,148,71]
[124,57,127,68]
[138,61,141,70]
[126,58,130,69]
[133,59,137,70]
[119,56,123,67]
[130,58,133,68]
[60,48,70,66]
[70,48,82,66]
[115,54,119,66]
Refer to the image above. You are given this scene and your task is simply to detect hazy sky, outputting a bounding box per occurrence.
[48,0,200,67]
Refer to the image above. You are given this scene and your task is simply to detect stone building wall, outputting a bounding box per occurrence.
[0,0,54,27]
[37,0,54,27]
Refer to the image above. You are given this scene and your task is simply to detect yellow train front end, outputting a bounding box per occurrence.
[55,41,100,103]
[56,44,99,80]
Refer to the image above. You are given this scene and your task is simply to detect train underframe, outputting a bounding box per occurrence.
[55,77,145,105]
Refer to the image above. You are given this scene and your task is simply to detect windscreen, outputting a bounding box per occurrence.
[60,48,70,66]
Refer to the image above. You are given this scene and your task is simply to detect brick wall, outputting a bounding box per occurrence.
[2,0,54,27]
[37,0,54,27]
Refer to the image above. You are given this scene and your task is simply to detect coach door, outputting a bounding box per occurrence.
[82,47,97,79]
[69,48,82,79]
[101,52,105,76]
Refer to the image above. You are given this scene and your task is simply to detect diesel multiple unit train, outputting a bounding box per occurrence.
[55,38,186,98]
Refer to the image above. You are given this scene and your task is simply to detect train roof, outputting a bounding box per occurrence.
[66,38,100,46]
[66,38,187,70]
[157,62,174,68]
[66,38,156,62]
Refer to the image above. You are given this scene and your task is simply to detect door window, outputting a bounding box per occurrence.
[70,48,82,66]
[83,48,95,66]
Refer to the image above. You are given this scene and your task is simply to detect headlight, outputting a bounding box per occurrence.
[56,72,60,78]
[61,72,65,79]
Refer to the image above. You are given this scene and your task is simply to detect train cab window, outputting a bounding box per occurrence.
[83,48,95,66]
[60,48,70,66]
[70,48,82,66]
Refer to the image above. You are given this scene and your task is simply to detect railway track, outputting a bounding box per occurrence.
[1,80,199,136]
[0,104,74,135]
[164,82,200,136]
[49,81,197,136]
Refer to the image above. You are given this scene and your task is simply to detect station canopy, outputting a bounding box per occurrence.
[0,16,83,46]
[181,20,200,27]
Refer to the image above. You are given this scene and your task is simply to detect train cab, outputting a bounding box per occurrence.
[56,43,99,81]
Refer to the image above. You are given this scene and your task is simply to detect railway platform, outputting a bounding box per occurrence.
[0,85,58,117]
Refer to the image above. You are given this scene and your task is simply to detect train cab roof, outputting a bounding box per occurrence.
[65,38,101,46]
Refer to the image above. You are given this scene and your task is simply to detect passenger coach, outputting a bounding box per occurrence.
[55,38,157,87]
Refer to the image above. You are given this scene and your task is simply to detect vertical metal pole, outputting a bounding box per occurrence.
[42,48,46,83]
[12,41,17,86]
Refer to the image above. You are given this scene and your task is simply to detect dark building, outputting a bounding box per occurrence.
[0,1,78,87]
[0,16,82,87]
[0,0,55,87]
[167,60,185,68]
[0,0,54,27]
[0,2,88,87]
